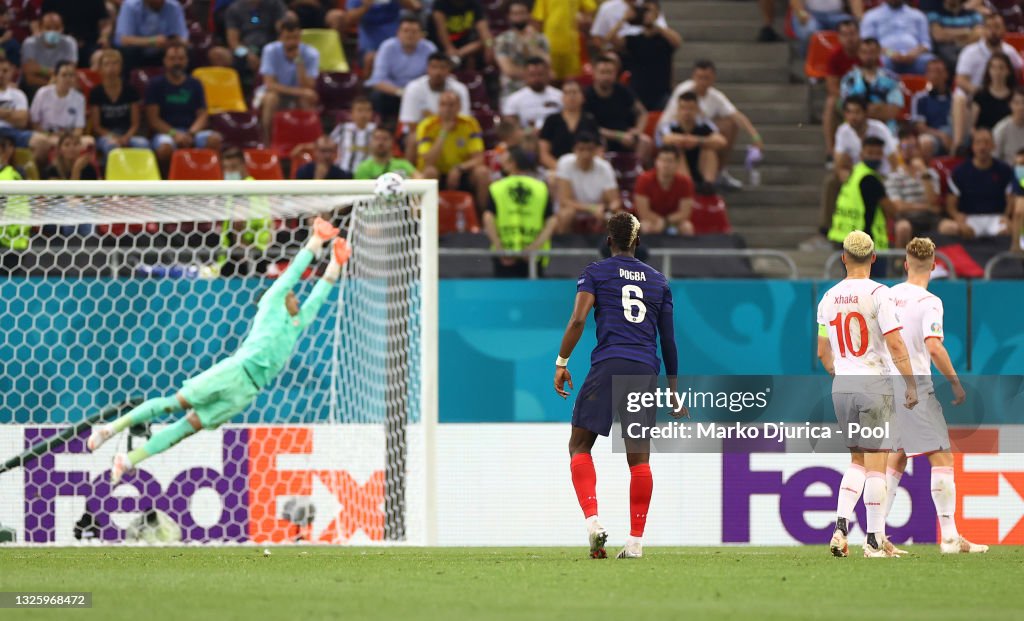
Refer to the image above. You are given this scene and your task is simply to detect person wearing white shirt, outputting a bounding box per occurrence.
[501,57,561,130]
[29,60,91,169]
[554,132,621,233]
[590,0,668,53]
[398,52,471,127]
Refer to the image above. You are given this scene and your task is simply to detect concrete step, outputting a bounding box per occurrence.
[741,163,826,185]
[676,41,789,66]
[739,101,806,125]
[739,143,823,165]
[678,20,766,42]
[737,125,822,147]
[702,62,791,83]
[713,83,807,104]
[728,206,820,226]
[725,186,820,207]
[663,0,762,22]
[734,225,818,250]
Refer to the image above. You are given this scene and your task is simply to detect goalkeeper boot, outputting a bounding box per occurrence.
[588,520,609,559]
[110,453,134,485]
[940,536,989,554]
[87,424,114,452]
[615,539,643,559]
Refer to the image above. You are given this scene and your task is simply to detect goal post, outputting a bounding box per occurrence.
[0,180,438,546]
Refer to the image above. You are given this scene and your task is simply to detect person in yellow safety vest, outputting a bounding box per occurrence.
[829,135,897,257]
[216,147,272,276]
[0,134,29,252]
[482,146,558,278]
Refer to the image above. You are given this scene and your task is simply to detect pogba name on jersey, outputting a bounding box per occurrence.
[620,268,647,282]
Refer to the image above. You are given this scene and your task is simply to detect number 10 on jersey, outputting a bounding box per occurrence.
[829,312,867,357]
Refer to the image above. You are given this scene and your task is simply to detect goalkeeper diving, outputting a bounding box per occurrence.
[87,218,351,484]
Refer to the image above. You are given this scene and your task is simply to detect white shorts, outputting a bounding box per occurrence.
[893,392,951,456]
[832,392,894,451]
[964,214,1007,237]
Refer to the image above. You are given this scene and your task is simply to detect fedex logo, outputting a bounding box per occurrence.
[951,429,1024,545]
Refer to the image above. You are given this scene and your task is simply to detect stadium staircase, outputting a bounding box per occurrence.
[665,0,825,276]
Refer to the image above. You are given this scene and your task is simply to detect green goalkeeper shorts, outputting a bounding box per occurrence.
[179,357,260,429]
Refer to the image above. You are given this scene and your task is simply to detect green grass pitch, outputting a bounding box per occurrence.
[1,546,1022,621]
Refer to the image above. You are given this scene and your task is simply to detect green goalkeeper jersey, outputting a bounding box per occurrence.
[236,248,334,388]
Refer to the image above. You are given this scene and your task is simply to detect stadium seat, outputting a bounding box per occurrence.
[106,148,161,181]
[438,191,480,234]
[605,152,642,192]
[169,148,223,180]
[643,111,662,139]
[243,148,284,180]
[192,67,247,114]
[130,67,163,97]
[457,70,490,110]
[210,111,263,149]
[301,28,349,73]
[317,72,362,116]
[1006,32,1024,56]
[290,151,313,178]
[900,75,929,119]
[76,69,101,100]
[271,109,323,159]
[804,31,839,80]
[932,155,964,195]
[473,108,500,149]
[188,20,214,68]
[691,194,732,234]
[576,63,594,88]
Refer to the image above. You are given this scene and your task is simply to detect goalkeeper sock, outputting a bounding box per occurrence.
[127,417,197,466]
[570,453,598,518]
[111,396,184,433]
[882,467,903,537]
[836,463,866,522]
[628,463,653,538]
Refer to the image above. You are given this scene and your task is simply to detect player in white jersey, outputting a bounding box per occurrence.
[882,238,988,554]
[817,231,918,559]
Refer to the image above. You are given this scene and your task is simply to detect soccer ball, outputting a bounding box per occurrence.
[374,172,406,201]
[125,509,182,544]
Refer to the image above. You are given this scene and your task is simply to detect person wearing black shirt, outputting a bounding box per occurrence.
[295,135,354,179]
[538,80,600,171]
[41,0,109,67]
[89,49,148,156]
[608,0,681,112]
[656,91,726,193]
[430,0,493,69]
[972,52,1015,133]
[583,55,650,159]
[44,132,98,179]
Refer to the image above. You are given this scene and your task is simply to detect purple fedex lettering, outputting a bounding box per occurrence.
[23,427,250,543]
[722,438,936,544]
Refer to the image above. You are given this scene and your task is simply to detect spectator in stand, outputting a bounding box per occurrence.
[329,96,375,174]
[553,131,621,233]
[656,91,727,195]
[926,0,983,68]
[942,127,1014,238]
[0,8,22,67]
[660,59,764,190]
[256,18,319,145]
[494,0,550,103]
[398,52,470,128]
[20,12,76,95]
[608,0,681,112]
[0,55,44,152]
[114,0,188,71]
[1011,147,1024,253]
[952,13,1023,146]
[532,0,595,81]
[538,79,599,171]
[502,56,561,131]
[145,42,222,171]
[347,1,423,74]
[822,19,860,165]
[29,60,89,166]
[590,0,667,57]
[415,90,489,208]
[90,49,148,157]
[288,0,345,33]
[354,126,419,179]
[295,134,352,179]
[430,0,493,69]
[790,1,854,57]
[839,38,904,133]
[42,131,97,179]
[634,145,694,235]
[584,55,649,159]
[888,128,942,248]
[756,0,784,42]
[366,16,437,120]
[41,0,110,66]
[222,0,287,80]
[994,88,1024,163]
[968,52,1016,141]
[860,0,935,75]
[828,136,898,258]
[482,146,557,278]
[911,58,954,156]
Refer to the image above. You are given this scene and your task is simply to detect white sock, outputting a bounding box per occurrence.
[882,467,903,538]
[626,535,642,547]
[931,466,959,540]
[586,515,600,529]
[836,463,866,522]
[864,472,887,538]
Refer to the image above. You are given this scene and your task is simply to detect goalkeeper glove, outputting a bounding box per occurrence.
[313,216,340,241]
[332,238,351,266]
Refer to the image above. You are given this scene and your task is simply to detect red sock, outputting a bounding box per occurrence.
[570,453,598,518]
[629,464,653,537]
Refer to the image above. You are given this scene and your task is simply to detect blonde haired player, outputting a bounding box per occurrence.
[882,237,988,554]
[817,230,918,558]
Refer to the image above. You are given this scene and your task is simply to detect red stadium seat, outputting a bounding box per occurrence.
[438,190,480,234]
[805,31,839,80]
[473,108,501,149]
[317,72,363,116]
[457,70,490,110]
[169,148,222,180]
[130,67,164,97]
[932,156,964,196]
[900,75,929,119]
[244,148,284,180]
[691,194,732,235]
[290,151,314,179]
[76,69,101,100]
[209,112,263,149]
[575,63,594,88]
[643,111,662,139]
[271,109,323,159]
[1006,32,1024,56]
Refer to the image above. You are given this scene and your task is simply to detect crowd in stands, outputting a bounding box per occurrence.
[800,0,1024,258]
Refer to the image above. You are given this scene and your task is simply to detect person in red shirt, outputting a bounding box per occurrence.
[824,19,861,161]
[633,146,695,235]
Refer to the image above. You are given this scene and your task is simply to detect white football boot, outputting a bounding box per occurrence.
[110,453,134,485]
[87,424,114,452]
[940,536,989,554]
[829,529,849,558]
[588,520,609,559]
[615,540,643,559]
[883,536,909,556]
[863,537,900,558]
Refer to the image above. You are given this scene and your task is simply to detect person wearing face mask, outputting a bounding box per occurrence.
[20,12,77,96]
[829,136,898,257]
[494,0,550,103]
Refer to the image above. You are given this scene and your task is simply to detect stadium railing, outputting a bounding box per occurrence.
[438,247,799,279]
[983,252,1024,279]
[823,249,958,280]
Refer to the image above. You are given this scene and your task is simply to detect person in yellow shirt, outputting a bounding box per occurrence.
[416,90,491,209]
[531,0,596,80]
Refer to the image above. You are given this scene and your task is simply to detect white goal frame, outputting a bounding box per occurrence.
[0,180,439,546]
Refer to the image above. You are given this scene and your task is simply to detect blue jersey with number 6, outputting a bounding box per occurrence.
[577,256,675,374]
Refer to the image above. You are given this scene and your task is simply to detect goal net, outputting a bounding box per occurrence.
[0,180,438,546]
